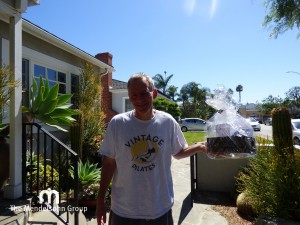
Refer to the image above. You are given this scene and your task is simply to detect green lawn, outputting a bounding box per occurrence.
[183,132,207,145]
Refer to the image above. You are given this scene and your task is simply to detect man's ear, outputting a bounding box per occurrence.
[153,88,158,99]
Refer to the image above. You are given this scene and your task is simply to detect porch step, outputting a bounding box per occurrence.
[27,210,87,225]
[0,209,28,225]
[0,192,31,225]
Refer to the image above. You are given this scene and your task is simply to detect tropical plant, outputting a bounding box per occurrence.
[179,82,212,119]
[166,85,179,101]
[0,64,20,131]
[22,76,79,131]
[271,106,294,157]
[152,71,173,95]
[69,160,101,200]
[74,62,106,161]
[236,84,243,103]
[237,107,300,221]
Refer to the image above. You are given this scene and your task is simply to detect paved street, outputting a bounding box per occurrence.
[254,124,272,139]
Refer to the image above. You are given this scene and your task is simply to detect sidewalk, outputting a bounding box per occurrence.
[171,157,228,225]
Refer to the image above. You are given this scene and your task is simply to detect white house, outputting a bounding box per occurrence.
[0,0,114,199]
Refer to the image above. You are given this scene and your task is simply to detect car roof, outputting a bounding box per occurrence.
[292,119,300,122]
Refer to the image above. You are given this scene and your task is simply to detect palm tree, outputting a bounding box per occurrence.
[166,85,178,101]
[152,71,173,95]
[236,84,243,103]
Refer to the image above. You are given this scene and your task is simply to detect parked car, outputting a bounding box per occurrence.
[250,116,262,124]
[179,118,207,132]
[245,118,261,131]
[264,118,272,125]
[292,119,300,145]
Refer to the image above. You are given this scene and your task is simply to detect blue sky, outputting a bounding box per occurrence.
[23,0,300,104]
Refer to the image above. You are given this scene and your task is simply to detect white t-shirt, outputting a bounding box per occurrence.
[100,110,188,219]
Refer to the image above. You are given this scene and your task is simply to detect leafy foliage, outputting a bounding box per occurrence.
[285,86,300,108]
[22,76,79,131]
[237,108,300,221]
[26,151,59,191]
[237,146,300,221]
[69,160,101,200]
[166,85,179,101]
[153,97,181,120]
[236,84,243,103]
[179,82,213,119]
[0,64,20,130]
[74,63,106,161]
[263,0,300,38]
[152,71,173,95]
[256,95,286,116]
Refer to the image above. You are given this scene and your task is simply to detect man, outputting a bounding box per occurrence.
[96,72,207,225]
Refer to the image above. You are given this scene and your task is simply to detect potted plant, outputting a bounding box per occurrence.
[69,160,103,208]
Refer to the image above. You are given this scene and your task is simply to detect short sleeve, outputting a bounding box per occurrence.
[171,121,188,155]
[99,119,116,159]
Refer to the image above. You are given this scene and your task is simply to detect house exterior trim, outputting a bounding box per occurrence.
[22,19,115,73]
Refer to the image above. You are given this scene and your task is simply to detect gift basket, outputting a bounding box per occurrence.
[205,87,256,159]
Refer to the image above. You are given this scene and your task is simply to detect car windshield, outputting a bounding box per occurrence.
[292,121,300,129]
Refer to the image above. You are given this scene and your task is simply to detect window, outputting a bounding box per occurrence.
[34,64,66,94]
[71,74,79,105]
[22,59,29,107]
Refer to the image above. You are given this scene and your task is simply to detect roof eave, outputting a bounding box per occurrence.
[22,19,115,73]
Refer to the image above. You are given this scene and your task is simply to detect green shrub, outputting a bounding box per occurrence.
[27,164,59,191]
[69,160,101,200]
[237,146,300,221]
[73,63,106,161]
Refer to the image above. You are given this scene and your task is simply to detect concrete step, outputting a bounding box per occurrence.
[27,209,87,225]
[0,193,31,225]
[0,209,28,225]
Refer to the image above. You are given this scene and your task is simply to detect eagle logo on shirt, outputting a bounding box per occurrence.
[131,140,158,164]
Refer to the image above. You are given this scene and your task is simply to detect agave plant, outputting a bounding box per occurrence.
[70,160,101,188]
[22,76,79,131]
[69,160,101,200]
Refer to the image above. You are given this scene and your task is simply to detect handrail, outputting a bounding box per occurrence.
[22,122,79,225]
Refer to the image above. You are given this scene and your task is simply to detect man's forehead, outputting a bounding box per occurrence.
[129,79,152,89]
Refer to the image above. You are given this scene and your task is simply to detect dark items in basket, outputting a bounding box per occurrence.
[207,136,256,158]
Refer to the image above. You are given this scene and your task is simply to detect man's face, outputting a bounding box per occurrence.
[128,78,157,118]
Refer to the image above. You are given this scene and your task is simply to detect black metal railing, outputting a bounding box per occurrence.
[190,154,197,208]
[22,122,79,225]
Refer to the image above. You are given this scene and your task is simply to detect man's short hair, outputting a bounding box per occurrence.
[127,72,155,91]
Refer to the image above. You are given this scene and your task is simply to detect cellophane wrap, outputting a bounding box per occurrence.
[205,87,256,159]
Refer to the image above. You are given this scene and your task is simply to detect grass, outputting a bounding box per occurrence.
[183,131,207,145]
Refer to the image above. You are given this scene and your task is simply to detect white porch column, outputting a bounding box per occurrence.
[3,14,23,199]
